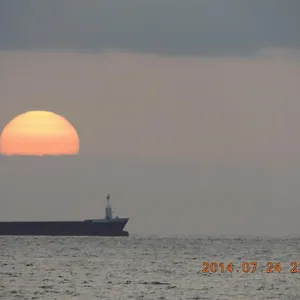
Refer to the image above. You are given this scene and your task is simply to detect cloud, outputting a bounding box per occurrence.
[1,0,300,56]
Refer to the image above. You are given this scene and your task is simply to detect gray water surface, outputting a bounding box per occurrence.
[1,235,300,299]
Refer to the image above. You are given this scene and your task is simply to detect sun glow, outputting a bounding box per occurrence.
[0,111,79,155]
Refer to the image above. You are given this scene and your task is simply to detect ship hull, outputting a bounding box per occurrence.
[0,218,129,237]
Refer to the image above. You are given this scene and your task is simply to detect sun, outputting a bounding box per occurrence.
[0,111,79,156]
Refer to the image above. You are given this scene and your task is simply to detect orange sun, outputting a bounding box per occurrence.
[0,111,79,156]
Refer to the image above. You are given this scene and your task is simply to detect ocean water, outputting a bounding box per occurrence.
[1,235,300,299]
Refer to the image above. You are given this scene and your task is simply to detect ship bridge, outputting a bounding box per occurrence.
[84,194,128,224]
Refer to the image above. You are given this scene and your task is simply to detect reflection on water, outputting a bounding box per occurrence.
[1,235,300,299]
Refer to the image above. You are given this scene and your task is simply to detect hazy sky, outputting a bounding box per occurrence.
[1,1,300,236]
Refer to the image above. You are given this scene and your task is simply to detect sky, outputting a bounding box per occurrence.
[1,1,300,235]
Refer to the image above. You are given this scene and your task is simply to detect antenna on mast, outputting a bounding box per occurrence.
[105,193,112,219]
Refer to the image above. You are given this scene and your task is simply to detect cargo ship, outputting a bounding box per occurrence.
[0,194,129,236]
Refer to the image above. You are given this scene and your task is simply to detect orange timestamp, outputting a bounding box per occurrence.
[202,261,300,273]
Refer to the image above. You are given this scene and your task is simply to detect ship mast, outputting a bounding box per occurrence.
[105,194,113,219]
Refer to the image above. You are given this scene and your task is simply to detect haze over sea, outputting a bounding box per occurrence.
[1,235,300,299]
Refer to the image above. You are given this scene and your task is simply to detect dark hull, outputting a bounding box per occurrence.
[0,218,129,237]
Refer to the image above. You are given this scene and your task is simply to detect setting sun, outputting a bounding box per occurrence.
[0,111,79,155]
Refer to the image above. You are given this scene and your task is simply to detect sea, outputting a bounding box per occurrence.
[1,235,300,299]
